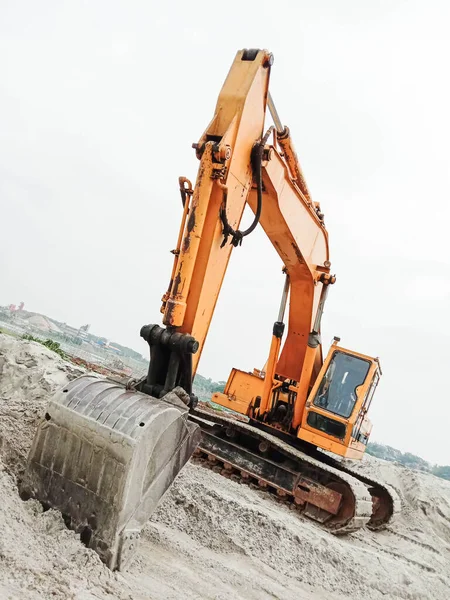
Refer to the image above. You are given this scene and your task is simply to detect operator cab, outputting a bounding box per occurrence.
[299,341,381,459]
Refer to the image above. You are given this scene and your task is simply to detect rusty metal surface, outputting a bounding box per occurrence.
[192,445,353,528]
[294,477,342,515]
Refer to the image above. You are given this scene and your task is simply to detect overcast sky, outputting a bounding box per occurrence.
[1,0,449,464]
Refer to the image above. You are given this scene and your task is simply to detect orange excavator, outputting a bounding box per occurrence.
[21,49,399,570]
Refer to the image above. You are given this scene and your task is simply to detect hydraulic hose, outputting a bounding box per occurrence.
[220,126,274,247]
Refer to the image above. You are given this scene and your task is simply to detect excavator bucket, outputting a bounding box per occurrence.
[19,375,200,570]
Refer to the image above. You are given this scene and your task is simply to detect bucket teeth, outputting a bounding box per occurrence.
[20,375,201,570]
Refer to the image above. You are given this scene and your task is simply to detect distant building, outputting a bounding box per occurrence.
[95,339,121,353]
[58,323,91,340]
[8,302,25,312]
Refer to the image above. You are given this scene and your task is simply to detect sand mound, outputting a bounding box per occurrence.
[0,335,84,475]
[0,334,449,599]
[23,314,62,333]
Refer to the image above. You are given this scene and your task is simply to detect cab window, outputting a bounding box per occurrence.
[313,352,370,418]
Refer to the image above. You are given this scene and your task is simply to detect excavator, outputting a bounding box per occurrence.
[19,49,400,570]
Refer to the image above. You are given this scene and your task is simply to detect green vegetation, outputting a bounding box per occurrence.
[0,327,18,338]
[193,373,226,401]
[193,374,231,412]
[22,335,67,359]
[39,330,82,346]
[366,441,450,481]
[432,465,450,480]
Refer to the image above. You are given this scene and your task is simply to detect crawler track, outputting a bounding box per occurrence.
[189,407,400,534]
[317,452,401,531]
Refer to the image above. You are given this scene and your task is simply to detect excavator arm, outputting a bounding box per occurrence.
[134,49,274,404]
[162,49,272,353]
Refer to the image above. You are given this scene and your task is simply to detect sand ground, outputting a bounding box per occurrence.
[0,334,449,600]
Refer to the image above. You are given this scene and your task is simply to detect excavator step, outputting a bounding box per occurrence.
[19,375,201,570]
[189,407,399,534]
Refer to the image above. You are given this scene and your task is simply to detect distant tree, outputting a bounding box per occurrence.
[402,452,429,471]
[193,374,226,401]
[366,441,450,482]
[210,381,226,394]
[432,465,450,481]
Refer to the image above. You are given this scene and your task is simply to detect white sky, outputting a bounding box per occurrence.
[1,0,449,464]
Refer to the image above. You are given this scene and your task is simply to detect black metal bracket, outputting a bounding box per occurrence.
[136,324,199,408]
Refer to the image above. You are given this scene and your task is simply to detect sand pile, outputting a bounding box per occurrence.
[22,314,62,333]
[0,335,84,475]
[0,334,449,600]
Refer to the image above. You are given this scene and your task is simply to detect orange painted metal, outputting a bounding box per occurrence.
[276,126,312,205]
[160,177,193,315]
[214,368,264,415]
[248,148,329,383]
[162,49,272,374]
[258,333,282,416]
